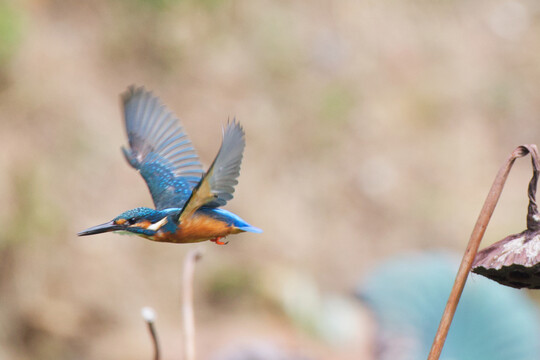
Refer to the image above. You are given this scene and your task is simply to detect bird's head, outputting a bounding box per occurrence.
[78,207,173,237]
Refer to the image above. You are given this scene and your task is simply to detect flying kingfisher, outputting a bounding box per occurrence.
[78,86,261,245]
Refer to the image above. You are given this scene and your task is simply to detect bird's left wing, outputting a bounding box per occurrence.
[178,120,245,222]
[121,86,204,210]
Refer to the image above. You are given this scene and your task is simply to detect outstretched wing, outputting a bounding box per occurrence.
[121,86,204,210]
[178,120,245,222]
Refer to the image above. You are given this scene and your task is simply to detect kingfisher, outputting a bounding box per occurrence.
[78,86,261,245]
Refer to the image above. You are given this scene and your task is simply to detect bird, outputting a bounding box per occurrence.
[78,86,261,245]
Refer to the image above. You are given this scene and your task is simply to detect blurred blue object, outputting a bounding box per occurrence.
[357,252,540,360]
[209,341,311,360]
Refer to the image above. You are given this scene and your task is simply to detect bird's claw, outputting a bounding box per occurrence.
[211,237,228,245]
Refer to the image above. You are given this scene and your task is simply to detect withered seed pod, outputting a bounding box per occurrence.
[472,145,540,289]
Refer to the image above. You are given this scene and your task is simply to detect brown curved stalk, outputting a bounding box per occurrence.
[427,145,534,360]
[146,317,160,360]
[141,307,160,360]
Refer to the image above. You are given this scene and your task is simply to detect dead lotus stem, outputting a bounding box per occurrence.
[183,248,203,360]
[147,321,160,360]
[427,145,533,360]
[141,307,160,360]
[142,307,160,360]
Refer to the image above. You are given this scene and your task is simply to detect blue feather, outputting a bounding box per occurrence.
[199,207,262,233]
[121,86,203,210]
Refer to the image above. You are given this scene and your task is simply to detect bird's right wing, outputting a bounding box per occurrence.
[121,86,204,210]
[177,120,245,222]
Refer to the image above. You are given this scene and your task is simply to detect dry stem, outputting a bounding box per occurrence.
[183,248,203,360]
[427,145,533,360]
[147,318,160,360]
[141,307,160,360]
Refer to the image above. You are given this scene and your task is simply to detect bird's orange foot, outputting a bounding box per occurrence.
[210,237,228,245]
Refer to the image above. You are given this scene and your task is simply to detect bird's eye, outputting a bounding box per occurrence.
[127,218,137,225]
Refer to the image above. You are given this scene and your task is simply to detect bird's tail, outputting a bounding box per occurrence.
[236,224,263,233]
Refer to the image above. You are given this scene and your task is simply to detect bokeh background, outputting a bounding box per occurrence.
[2,0,540,359]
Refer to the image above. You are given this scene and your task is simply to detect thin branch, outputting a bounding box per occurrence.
[183,248,204,360]
[141,306,160,360]
[427,145,532,360]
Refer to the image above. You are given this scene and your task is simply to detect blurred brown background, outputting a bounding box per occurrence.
[1,0,540,359]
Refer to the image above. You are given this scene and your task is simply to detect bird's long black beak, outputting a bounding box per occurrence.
[77,221,124,236]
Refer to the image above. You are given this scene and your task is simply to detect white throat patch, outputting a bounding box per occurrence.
[147,217,168,231]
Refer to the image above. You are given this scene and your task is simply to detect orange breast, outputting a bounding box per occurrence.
[153,213,241,243]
